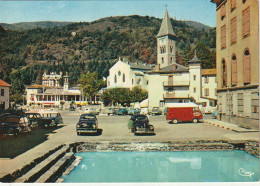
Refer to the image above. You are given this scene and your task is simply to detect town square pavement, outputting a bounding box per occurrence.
[0,110,259,177]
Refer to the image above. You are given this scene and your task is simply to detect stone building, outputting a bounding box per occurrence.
[212,0,259,129]
[42,72,62,88]
[0,79,11,110]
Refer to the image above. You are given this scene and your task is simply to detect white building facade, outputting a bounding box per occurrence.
[106,58,154,90]
[0,79,11,110]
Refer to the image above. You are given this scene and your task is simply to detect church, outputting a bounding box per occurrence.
[106,9,217,109]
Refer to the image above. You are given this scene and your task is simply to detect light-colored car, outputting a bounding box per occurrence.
[140,108,149,115]
[82,108,100,115]
[38,111,63,126]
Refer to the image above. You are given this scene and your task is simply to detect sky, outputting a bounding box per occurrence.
[0,0,216,27]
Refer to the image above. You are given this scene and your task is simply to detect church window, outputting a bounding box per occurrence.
[221,25,226,49]
[242,6,250,38]
[231,54,237,85]
[193,75,196,81]
[243,49,250,84]
[170,46,173,53]
[194,87,196,93]
[147,80,149,85]
[230,17,237,44]
[170,57,173,64]
[123,73,125,82]
[132,79,134,85]
[118,71,121,76]
[161,57,164,64]
[114,75,117,83]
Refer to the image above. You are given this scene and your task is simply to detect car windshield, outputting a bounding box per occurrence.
[80,116,95,120]
[135,116,148,121]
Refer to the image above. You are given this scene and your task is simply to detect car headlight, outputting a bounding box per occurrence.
[136,127,139,130]
[77,125,80,128]
[150,126,154,130]
[92,125,96,129]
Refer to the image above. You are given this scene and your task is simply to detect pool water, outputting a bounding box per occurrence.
[62,150,259,182]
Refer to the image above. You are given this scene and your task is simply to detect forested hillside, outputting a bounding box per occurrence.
[0,15,216,103]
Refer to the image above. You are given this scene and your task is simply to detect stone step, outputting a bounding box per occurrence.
[15,145,69,183]
[35,152,75,183]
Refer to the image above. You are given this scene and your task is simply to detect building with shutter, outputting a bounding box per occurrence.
[211,0,259,129]
[0,79,11,110]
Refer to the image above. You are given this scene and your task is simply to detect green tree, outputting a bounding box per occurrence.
[79,72,105,104]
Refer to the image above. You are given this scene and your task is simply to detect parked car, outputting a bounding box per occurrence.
[82,108,100,115]
[131,115,154,135]
[128,108,140,115]
[140,108,149,115]
[212,110,218,119]
[166,103,203,124]
[76,114,98,135]
[105,108,117,116]
[151,107,162,115]
[0,115,31,136]
[25,112,56,128]
[38,111,63,126]
[69,106,75,111]
[117,108,128,115]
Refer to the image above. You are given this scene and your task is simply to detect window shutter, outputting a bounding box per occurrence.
[242,7,250,37]
[230,17,237,44]
[232,57,237,85]
[221,25,226,49]
[231,0,236,11]
[221,4,226,19]
[243,53,251,83]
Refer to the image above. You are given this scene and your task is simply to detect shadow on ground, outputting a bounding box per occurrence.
[134,133,156,136]
[77,129,103,136]
[0,126,64,159]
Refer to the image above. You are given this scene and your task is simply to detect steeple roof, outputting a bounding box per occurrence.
[157,9,176,38]
[188,50,201,63]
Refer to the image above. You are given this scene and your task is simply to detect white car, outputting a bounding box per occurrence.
[140,108,149,115]
[82,108,100,115]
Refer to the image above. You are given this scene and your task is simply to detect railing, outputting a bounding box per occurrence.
[163,81,190,86]
[164,92,189,99]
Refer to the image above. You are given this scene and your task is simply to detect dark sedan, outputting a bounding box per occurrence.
[0,115,31,136]
[76,114,98,135]
[132,115,155,135]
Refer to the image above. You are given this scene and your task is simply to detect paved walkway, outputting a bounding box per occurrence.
[203,119,259,132]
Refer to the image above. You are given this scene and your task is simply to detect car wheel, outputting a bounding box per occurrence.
[173,119,178,124]
[193,118,198,123]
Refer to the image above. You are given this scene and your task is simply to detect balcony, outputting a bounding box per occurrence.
[164,92,190,99]
[163,81,190,87]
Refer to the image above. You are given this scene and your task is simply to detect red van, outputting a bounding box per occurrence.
[166,103,203,124]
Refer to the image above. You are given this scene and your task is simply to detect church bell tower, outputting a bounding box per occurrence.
[157,9,177,68]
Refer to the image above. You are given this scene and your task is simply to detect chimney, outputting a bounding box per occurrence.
[155,64,160,71]
[172,64,176,71]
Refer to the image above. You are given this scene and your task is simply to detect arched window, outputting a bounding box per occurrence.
[170,46,173,53]
[161,57,164,64]
[170,57,173,64]
[243,49,250,84]
[231,54,237,85]
[132,79,134,85]
[222,59,227,87]
[114,75,117,83]
[123,73,125,82]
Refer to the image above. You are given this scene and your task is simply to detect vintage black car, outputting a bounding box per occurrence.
[38,111,63,127]
[0,114,31,136]
[132,115,154,135]
[25,112,53,128]
[76,114,98,135]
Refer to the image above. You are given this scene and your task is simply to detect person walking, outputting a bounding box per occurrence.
[128,116,134,133]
